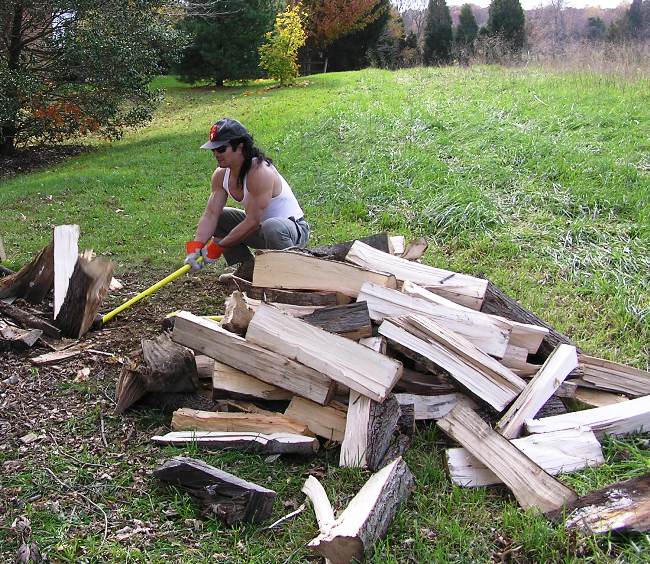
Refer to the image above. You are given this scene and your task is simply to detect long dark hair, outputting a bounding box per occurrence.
[230,135,272,188]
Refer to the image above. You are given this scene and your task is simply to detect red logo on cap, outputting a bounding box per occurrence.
[209,124,219,142]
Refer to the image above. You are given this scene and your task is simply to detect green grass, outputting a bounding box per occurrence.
[1,67,649,562]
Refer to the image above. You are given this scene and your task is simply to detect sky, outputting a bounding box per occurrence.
[445,0,627,7]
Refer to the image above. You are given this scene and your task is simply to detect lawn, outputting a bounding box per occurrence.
[0,66,649,562]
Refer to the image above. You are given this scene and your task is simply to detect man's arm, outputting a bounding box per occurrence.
[216,164,274,248]
[194,169,228,243]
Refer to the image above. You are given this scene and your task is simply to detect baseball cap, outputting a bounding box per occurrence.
[200,118,249,150]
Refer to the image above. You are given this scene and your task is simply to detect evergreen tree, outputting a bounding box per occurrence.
[423,0,453,65]
[456,4,479,45]
[626,0,643,38]
[175,0,281,86]
[487,0,526,51]
[585,17,606,41]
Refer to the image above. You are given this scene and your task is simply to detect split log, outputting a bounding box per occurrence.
[480,280,576,359]
[0,236,5,261]
[340,392,401,470]
[241,294,322,318]
[345,241,487,309]
[399,280,549,355]
[574,388,629,408]
[55,256,113,338]
[359,336,386,354]
[394,393,477,420]
[388,235,405,256]
[171,407,313,436]
[308,457,414,564]
[526,394,650,438]
[252,250,398,298]
[172,311,335,405]
[212,360,293,401]
[379,316,525,412]
[436,403,578,513]
[0,241,54,303]
[308,232,391,261]
[115,333,198,413]
[152,431,319,455]
[496,344,578,439]
[218,273,341,305]
[0,301,61,338]
[358,282,510,357]
[30,342,87,365]
[0,320,42,350]
[302,476,335,531]
[53,225,80,319]
[547,473,650,534]
[154,456,276,524]
[220,291,254,335]
[573,354,650,397]
[446,427,604,487]
[301,301,372,340]
[401,237,428,261]
[195,355,215,380]
[284,397,347,442]
[246,304,402,403]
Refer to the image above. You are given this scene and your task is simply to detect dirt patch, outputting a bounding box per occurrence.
[0,145,94,180]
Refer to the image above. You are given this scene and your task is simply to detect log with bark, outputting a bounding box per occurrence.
[0,241,54,304]
[0,301,61,338]
[115,333,199,413]
[300,301,372,340]
[55,255,113,338]
[308,457,414,564]
[154,456,276,524]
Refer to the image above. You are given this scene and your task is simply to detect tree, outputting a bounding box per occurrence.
[258,3,307,85]
[487,0,526,51]
[303,0,383,71]
[175,0,281,86]
[0,0,183,156]
[626,0,643,38]
[422,0,452,65]
[585,16,606,41]
[456,4,478,45]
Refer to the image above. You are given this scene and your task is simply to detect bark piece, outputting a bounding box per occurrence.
[308,457,414,564]
[308,233,391,261]
[53,225,80,319]
[246,304,402,403]
[401,237,428,261]
[212,360,293,401]
[171,407,313,436]
[340,391,401,470]
[151,431,319,455]
[55,256,113,338]
[359,282,510,357]
[0,301,61,338]
[496,344,578,439]
[480,280,576,359]
[252,249,398,298]
[379,316,525,412]
[0,320,42,350]
[346,241,487,309]
[526,394,650,438]
[547,474,650,534]
[437,403,577,512]
[218,273,341,305]
[394,393,477,420]
[172,311,335,405]
[30,342,87,365]
[0,241,54,303]
[154,456,276,524]
[285,396,347,442]
[301,301,372,340]
[446,427,604,487]
[394,367,456,395]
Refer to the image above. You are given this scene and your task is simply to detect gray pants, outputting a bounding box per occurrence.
[214,207,310,265]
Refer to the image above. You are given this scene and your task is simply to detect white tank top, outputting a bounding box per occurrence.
[222,164,304,223]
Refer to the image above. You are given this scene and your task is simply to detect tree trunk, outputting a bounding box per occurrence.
[1,2,24,156]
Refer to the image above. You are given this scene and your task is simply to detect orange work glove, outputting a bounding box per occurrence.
[200,240,224,265]
[184,240,205,270]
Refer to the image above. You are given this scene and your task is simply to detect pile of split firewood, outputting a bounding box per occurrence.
[3,229,650,562]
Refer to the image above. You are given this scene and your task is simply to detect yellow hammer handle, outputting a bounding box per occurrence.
[102,262,194,324]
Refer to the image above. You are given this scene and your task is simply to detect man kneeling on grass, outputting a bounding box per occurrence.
[184,118,310,275]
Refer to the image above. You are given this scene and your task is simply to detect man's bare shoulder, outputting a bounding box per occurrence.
[246,160,276,193]
[211,167,226,191]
